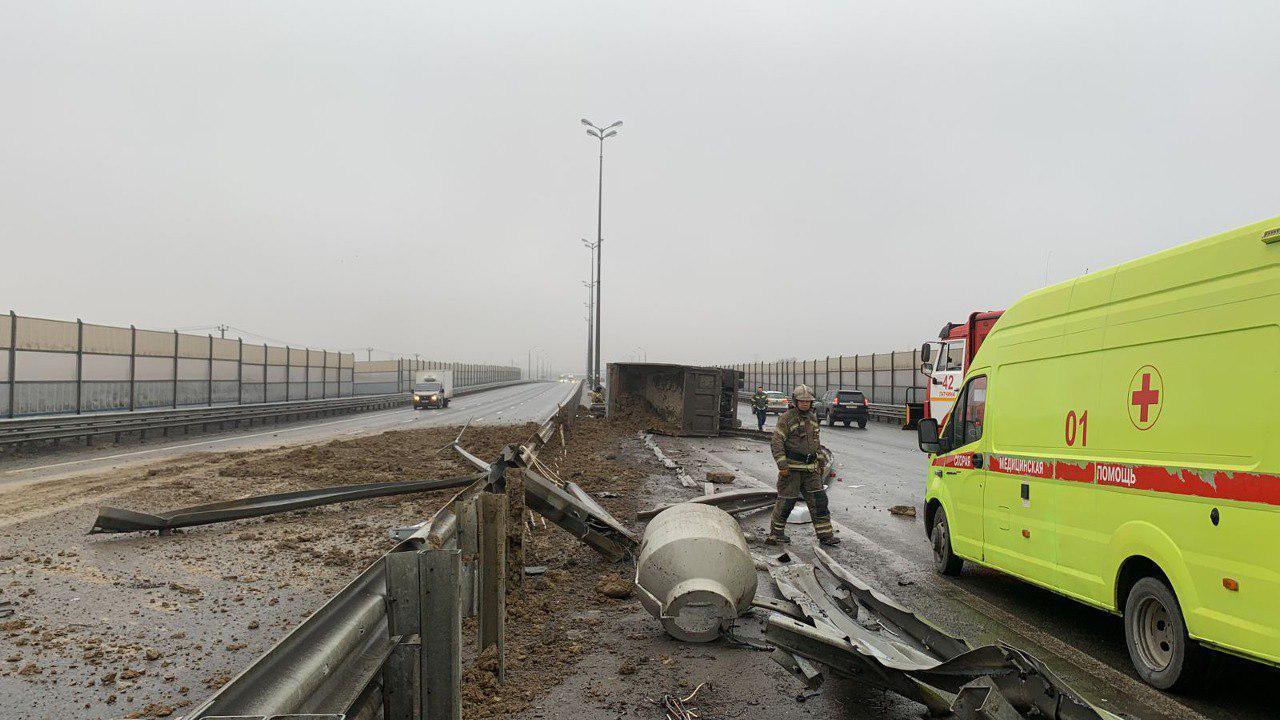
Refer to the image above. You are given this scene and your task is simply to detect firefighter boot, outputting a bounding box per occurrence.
[767,497,796,545]
[809,490,841,546]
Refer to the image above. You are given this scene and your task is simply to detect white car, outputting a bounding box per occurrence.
[764,391,790,414]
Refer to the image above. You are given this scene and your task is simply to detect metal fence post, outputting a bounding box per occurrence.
[208,334,214,406]
[128,325,136,412]
[871,353,877,405]
[262,343,268,404]
[75,319,84,414]
[838,354,844,390]
[890,350,898,406]
[419,548,462,720]
[236,338,243,405]
[322,350,328,399]
[6,311,15,418]
[285,346,291,402]
[478,492,507,682]
[171,330,179,409]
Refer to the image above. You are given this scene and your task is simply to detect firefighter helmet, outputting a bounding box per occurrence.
[792,385,816,402]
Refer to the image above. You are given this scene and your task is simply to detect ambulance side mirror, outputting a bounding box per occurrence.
[918,418,942,454]
[920,343,933,362]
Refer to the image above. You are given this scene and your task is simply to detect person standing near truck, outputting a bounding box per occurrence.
[767,385,840,546]
[751,385,769,430]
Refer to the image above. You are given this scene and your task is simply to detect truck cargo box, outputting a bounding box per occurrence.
[606,363,741,436]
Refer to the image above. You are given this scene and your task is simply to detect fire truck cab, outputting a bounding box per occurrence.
[920,311,1003,422]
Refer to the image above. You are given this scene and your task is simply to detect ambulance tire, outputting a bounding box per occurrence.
[1124,577,1204,691]
[857,420,867,429]
[929,507,963,576]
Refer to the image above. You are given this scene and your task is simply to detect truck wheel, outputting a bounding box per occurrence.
[828,414,836,426]
[1124,577,1203,690]
[857,420,867,429]
[842,420,851,427]
[930,507,963,576]
[443,399,450,408]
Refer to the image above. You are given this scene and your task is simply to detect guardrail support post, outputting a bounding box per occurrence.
[385,550,422,720]
[419,547,461,720]
[504,469,525,592]
[208,334,214,406]
[454,497,479,618]
[477,492,507,681]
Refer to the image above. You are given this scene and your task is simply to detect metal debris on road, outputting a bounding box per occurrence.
[89,473,482,534]
[660,682,708,720]
[637,488,778,520]
[761,548,1122,720]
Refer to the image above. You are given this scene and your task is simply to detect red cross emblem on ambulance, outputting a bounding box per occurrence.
[1128,365,1164,430]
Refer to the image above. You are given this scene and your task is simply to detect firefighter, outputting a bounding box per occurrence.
[750,385,769,431]
[767,384,840,546]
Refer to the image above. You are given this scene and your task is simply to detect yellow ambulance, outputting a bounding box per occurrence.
[917,215,1280,690]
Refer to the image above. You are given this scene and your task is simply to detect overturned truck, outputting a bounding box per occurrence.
[606,362,742,436]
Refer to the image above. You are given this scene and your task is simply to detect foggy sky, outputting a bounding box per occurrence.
[3,1,1278,372]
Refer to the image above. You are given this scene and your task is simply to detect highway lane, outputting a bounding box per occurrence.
[0,381,575,488]
[661,405,1280,720]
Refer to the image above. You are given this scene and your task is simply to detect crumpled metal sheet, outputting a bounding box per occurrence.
[523,466,637,561]
[637,488,778,520]
[89,474,481,534]
[762,550,1122,720]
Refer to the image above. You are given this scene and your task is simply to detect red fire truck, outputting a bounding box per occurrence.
[920,310,1004,422]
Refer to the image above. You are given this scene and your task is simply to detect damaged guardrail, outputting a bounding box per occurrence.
[189,379,637,720]
[89,474,481,534]
[761,549,1121,720]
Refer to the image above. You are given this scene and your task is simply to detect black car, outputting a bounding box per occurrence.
[817,388,868,428]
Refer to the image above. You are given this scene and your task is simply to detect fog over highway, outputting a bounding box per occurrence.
[3,2,1279,369]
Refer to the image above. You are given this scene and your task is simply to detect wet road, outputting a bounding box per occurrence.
[0,382,574,488]
[658,406,1280,720]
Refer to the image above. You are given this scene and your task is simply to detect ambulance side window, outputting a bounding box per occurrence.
[942,376,987,449]
[962,376,987,445]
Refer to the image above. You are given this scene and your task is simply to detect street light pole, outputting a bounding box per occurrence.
[581,238,597,383]
[581,118,621,387]
[527,346,541,381]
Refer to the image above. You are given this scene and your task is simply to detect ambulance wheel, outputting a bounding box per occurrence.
[1124,577,1203,691]
[857,420,867,429]
[930,507,963,576]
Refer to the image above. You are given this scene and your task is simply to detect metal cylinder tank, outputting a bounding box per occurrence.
[634,503,758,642]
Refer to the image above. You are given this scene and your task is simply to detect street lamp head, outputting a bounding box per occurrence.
[586,129,601,138]
[602,130,618,139]
[580,118,594,127]
[606,120,623,129]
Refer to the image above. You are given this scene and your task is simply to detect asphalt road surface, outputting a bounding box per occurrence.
[659,405,1280,720]
[0,381,573,489]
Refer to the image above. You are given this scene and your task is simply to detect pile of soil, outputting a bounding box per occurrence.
[458,410,660,718]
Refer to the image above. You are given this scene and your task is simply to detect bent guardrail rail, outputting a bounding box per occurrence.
[190,380,590,720]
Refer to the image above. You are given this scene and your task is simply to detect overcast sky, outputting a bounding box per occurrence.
[2,1,1277,372]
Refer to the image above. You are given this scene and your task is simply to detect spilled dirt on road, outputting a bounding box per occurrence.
[0,422,535,719]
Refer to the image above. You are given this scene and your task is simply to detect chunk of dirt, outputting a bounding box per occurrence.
[888,504,917,517]
[596,575,634,600]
